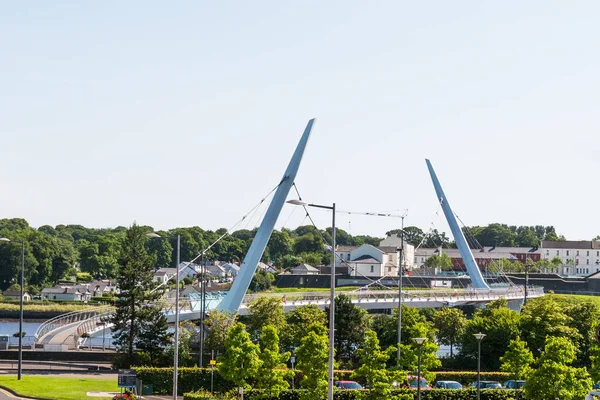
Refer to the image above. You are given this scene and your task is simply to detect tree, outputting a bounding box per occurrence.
[524,336,591,400]
[294,233,324,254]
[135,302,172,366]
[327,294,369,362]
[398,321,441,382]
[386,226,425,247]
[217,322,261,390]
[296,323,329,400]
[267,230,293,262]
[423,253,453,271]
[204,310,238,356]
[565,301,600,367]
[520,296,580,357]
[352,330,404,399]
[432,307,466,357]
[255,325,291,398]
[247,296,286,340]
[423,229,451,248]
[110,223,169,367]
[281,305,327,351]
[516,228,539,247]
[500,337,534,380]
[248,270,275,293]
[459,299,521,370]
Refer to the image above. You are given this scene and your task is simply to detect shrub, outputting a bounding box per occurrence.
[433,371,510,386]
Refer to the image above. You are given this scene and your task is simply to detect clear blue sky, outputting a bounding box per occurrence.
[1,1,599,241]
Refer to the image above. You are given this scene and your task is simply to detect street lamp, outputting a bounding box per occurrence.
[287,199,336,400]
[0,238,25,380]
[524,258,532,306]
[473,332,486,400]
[147,233,181,400]
[397,212,407,366]
[413,337,426,400]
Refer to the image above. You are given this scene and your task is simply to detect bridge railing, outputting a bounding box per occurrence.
[241,286,544,307]
[35,306,113,341]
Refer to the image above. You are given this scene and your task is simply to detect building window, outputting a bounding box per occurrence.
[557,250,560,256]
[546,250,549,255]
[567,250,570,256]
[577,251,580,256]
[587,259,590,265]
[388,267,392,272]
[587,251,590,256]
[370,265,374,273]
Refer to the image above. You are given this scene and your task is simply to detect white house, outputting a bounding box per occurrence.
[257,262,278,274]
[1,290,31,302]
[205,264,226,277]
[153,268,177,284]
[346,244,398,278]
[541,240,600,276]
[41,287,90,301]
[222,263,241,277]
[379,234,416,269]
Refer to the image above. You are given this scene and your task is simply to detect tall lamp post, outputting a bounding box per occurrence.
[524,259,531,306]
[147,233,181,400]
[473,332,486,400]
[287,199,336,400]
[413,337,426,400]
[397,212,407,366]
[0,238,25,380]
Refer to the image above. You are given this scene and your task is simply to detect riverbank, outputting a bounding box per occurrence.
[0,303,97,320]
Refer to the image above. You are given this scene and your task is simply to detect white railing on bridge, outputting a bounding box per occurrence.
[35,306,113,342]
[240,286,544,308]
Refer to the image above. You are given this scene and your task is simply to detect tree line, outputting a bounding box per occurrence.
[0,217,594,293]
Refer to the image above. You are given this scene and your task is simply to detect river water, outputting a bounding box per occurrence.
[0,320,42,336]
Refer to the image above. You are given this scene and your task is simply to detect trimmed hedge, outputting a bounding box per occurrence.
[135,367,513,397]
[184,389,520,400]
[134,367,233,395]
[434,372,510,386]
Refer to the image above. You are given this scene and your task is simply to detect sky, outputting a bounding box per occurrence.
[1,1,599,241]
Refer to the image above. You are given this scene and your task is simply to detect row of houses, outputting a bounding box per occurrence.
[413,240,600,277]
[291,237,600,279]
[151,261,277,284]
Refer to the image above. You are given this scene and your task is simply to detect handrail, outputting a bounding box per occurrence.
[35,305,113,341]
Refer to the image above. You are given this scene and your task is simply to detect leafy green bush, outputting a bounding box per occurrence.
[134,367,233,395]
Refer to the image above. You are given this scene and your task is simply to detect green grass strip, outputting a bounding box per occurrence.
[0,375,119,400]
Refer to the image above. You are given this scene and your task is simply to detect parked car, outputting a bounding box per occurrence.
[471,381,502,389]
[434,380,463,389]
[407,375,431,389]
[334,381,363,390]
[503,380,526,389]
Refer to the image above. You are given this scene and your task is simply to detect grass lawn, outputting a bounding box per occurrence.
[0,376,119,400]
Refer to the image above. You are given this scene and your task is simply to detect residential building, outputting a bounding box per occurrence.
[153,268,177,284]
[1,290,31,302]
[541,240,600,276]
[222,263,240,277]
[41,287,91,301]
[344,244,398,278]
[291,264,319,275]
[414,246,542,273]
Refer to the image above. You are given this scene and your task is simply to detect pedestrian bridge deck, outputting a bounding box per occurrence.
[35,286,543,349]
